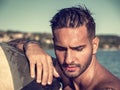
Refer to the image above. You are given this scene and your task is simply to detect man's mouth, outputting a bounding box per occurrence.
[62,63,80,72]
[65,67,76,72]
[64,65,78,72]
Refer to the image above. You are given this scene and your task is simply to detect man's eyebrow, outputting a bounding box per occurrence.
[70,45,86,49]
[54,44,67,49]
[54,44,86,50]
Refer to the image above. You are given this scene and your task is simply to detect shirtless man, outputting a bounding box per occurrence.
[10,6,120,90]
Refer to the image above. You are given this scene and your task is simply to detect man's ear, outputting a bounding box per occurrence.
[92,37,99,54]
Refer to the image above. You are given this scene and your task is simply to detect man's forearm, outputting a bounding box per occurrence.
[7,39,29,51]
[7,39,41,53]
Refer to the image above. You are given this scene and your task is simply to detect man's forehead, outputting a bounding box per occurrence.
[53,26,88,39]
[53,26,89,47]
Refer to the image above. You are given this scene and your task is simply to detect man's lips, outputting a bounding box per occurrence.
[62,64,80,72]
[64,66,77,72]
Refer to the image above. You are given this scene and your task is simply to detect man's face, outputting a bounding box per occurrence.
[53,26,96,78]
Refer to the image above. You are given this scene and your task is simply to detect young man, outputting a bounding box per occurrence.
[9,6,120,90]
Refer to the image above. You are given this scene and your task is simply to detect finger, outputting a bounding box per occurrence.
[47,56,53,85]
[36,61,42,83]
[29,62,35,78]
[41,58,49,85]
[53,67,60,78]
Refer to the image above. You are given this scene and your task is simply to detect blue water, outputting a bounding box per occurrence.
[46,49,120,79]
[97,50,120,79]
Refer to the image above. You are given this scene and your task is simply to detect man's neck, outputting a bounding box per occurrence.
[72,55,97,89]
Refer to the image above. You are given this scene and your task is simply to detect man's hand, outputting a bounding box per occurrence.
[24,43,59,85]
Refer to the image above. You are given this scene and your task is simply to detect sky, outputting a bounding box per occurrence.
[0,0,120,35]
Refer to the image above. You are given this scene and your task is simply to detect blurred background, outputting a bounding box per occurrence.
[0,0,120,78]
[0,0,120,34]
[0,0,120,50]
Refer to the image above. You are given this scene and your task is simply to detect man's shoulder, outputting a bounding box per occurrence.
[93,79,120,90]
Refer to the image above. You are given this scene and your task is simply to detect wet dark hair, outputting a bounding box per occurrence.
[50,5,95,39]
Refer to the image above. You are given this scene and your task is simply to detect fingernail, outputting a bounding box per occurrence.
[42,82,47,86]
[37,80,41,83]
[48,81,52,85]
[31,76,34,78]
[31,75,35,78]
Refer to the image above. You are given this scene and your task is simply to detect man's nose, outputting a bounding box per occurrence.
[65,50,73,64]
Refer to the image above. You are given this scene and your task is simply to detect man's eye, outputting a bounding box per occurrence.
[77,47,83,51]
[74,47,84,51]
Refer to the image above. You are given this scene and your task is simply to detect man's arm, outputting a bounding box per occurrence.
[7,39,28,51]
[7,39,59,85]
[7,39,73,89]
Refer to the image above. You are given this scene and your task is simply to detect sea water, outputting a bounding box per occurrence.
[97,49,120,79]
[46,49,120,79]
